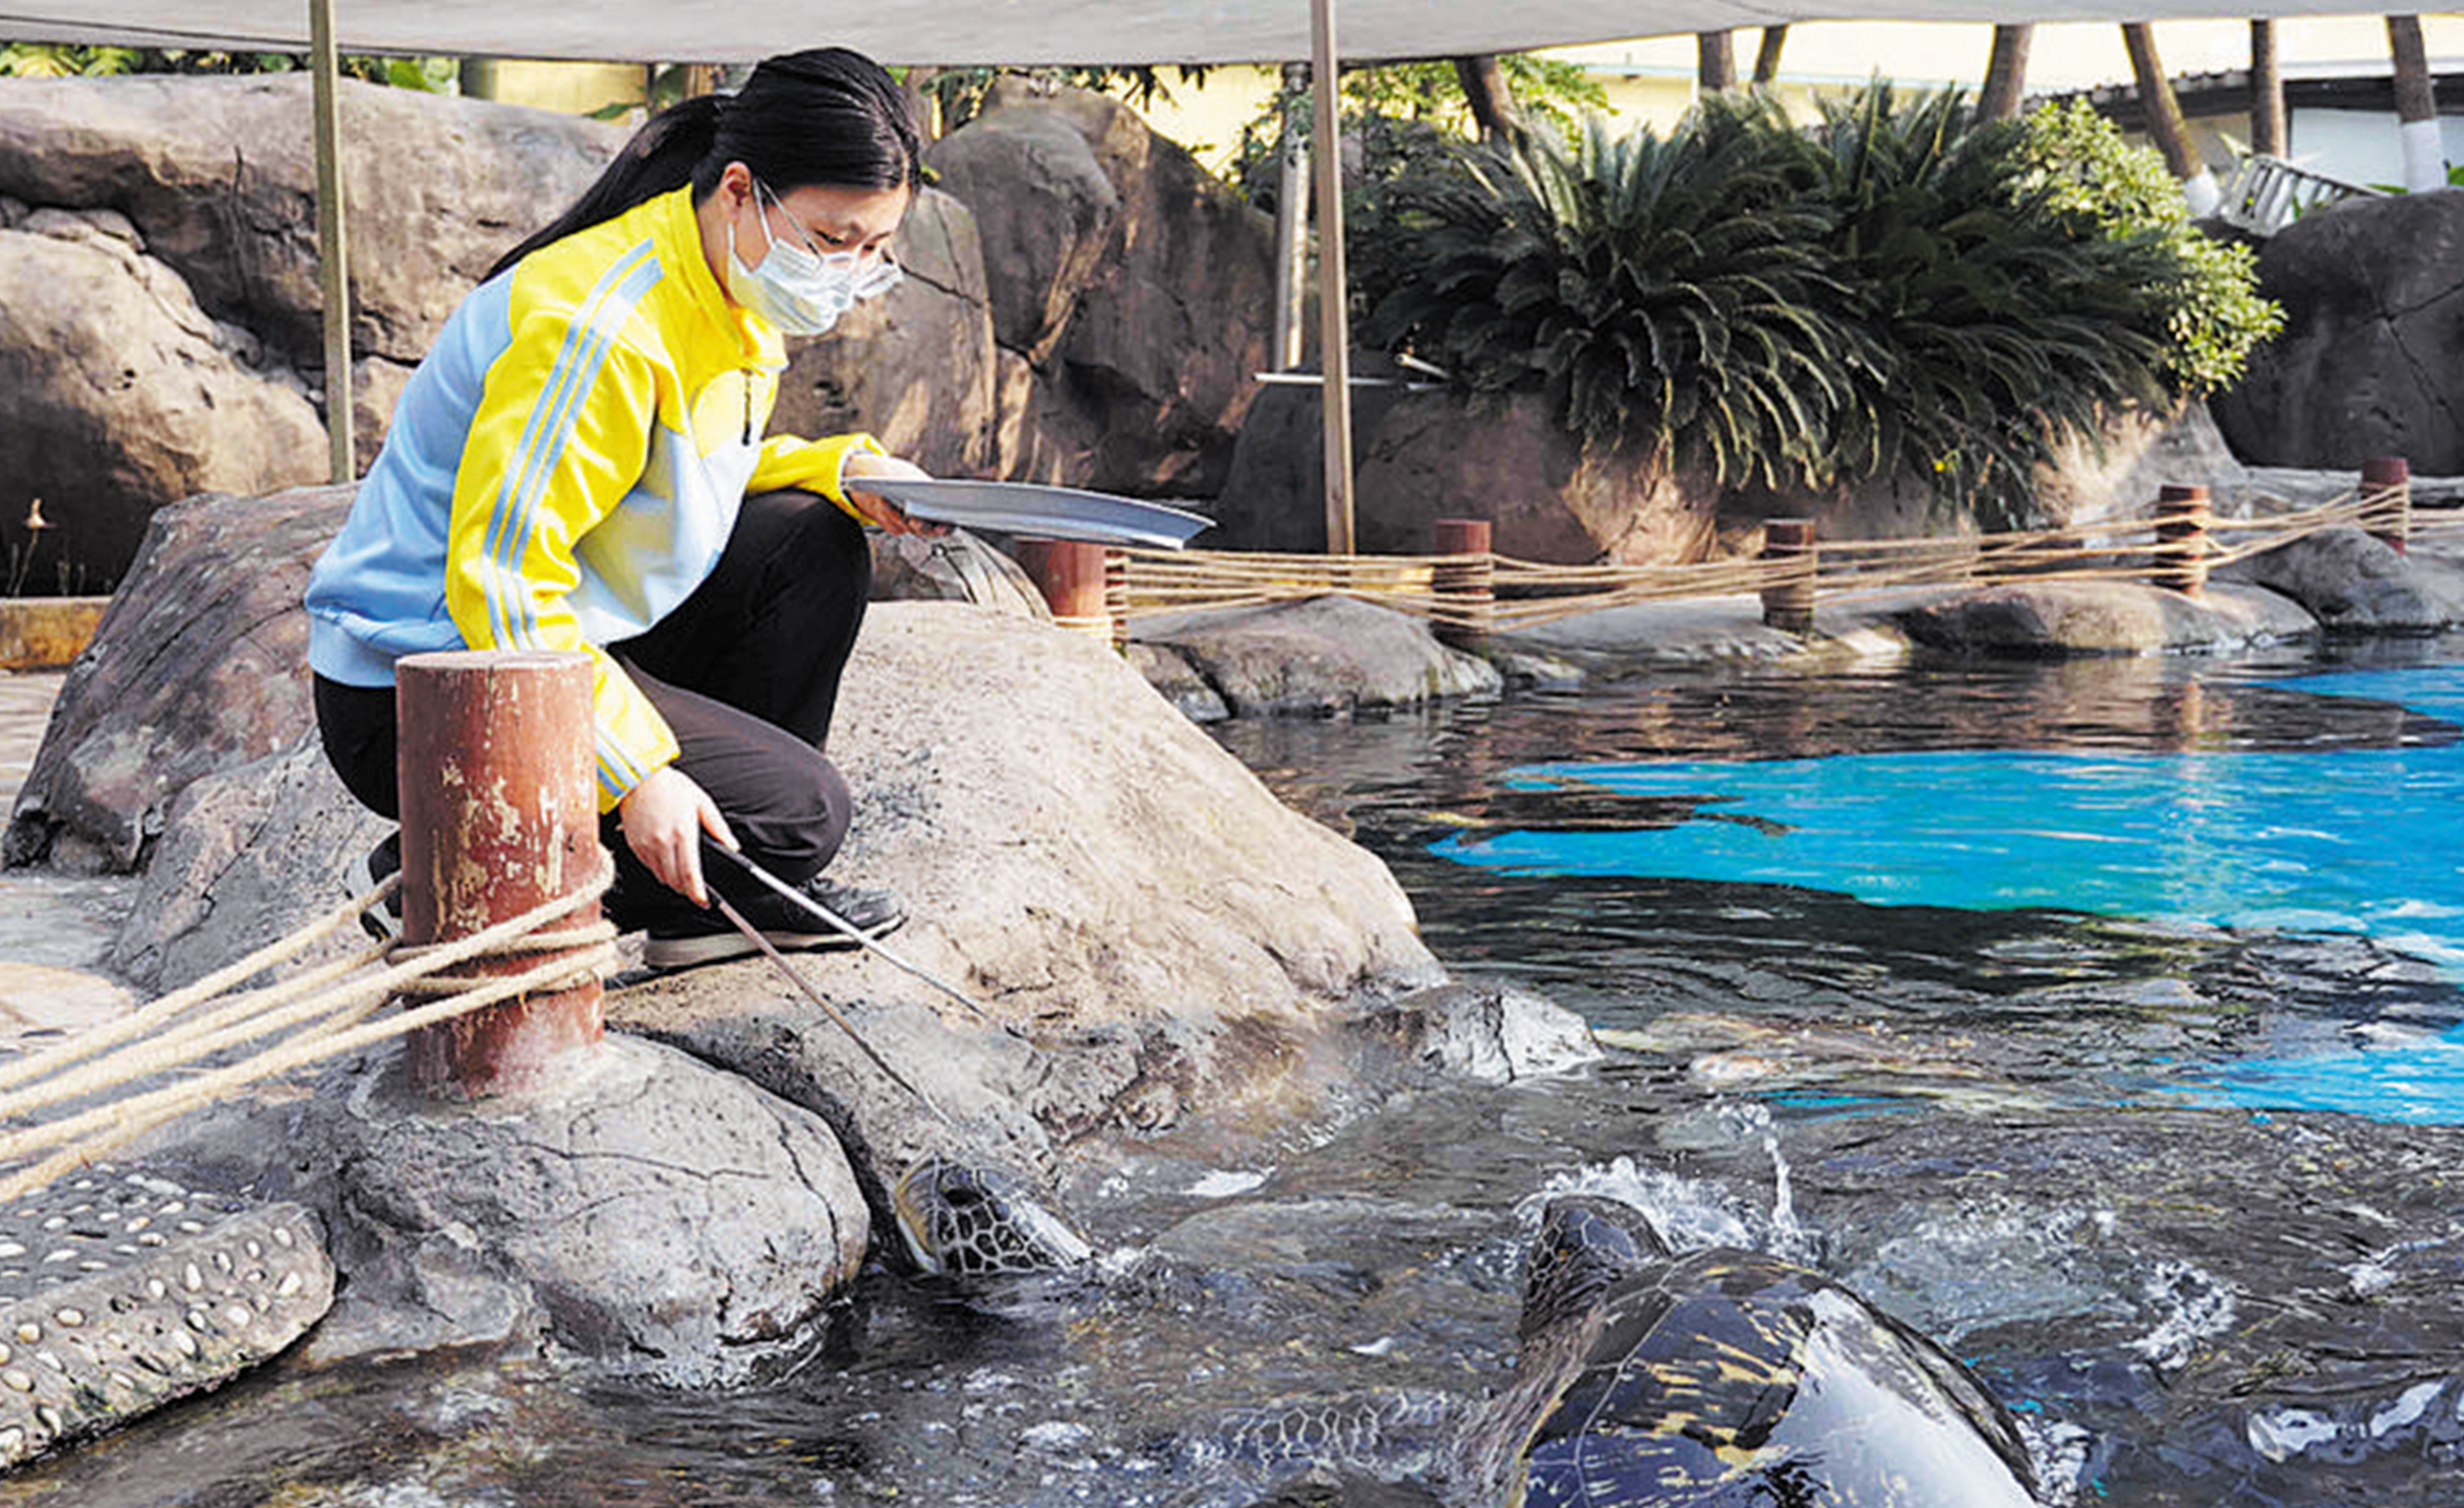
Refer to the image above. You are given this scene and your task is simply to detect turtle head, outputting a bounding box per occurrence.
[1517,1196,1673,1344]
[893,1156,1094,1278]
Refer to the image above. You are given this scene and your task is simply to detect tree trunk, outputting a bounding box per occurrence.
[2388,15,2447,191]
[900,66,942,140]
[2121,23,2220,214]
[1978,25,2032,121]
[1453,54,1521,142]
[1698,32,1737,94]
[1753,27,1788,86]
[2249,20,2286,157]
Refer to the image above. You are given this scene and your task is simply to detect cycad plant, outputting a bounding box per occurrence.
[1808,83,2176,527]
[1362,94,1850,491]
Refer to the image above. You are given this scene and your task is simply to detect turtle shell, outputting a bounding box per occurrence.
[1509,1249,2039,1508]
[892,1156,1093,1277]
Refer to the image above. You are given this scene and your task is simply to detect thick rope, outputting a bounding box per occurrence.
[0,871,615,1202]
[1114,484,2427,630]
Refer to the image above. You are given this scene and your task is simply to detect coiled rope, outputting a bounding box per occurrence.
[0,868,616,1203]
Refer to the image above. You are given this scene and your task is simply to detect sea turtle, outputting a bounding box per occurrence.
[891,1156,1094,1277]
[1456,1195,2041,1507]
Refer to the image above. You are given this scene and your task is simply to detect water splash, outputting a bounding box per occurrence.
[2122,1260,2238,1373]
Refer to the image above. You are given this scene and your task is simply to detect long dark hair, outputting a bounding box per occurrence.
[487,48,920,280]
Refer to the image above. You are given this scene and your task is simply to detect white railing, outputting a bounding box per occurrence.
[2216,154,2386,236]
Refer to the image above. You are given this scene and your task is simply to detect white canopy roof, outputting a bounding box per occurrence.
[0,0,2404,66]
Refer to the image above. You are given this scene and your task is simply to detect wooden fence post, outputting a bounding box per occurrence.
[1759,519,1817,633]
[2363,456,2412,554]
[2154,484,2211,597]
[1016,539,1117,646]
[395,649,604,1100]
[1431,518,1495,647]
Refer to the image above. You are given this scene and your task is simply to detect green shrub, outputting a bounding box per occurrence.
[1362,94,1848,490]
[1360,83,2240,529]
[1809,84,2175,525]
[2014,97,2283,396]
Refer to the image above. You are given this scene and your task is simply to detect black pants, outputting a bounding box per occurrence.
[315,490,872,931]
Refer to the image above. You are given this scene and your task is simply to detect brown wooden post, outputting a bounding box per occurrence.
[1759,519,1817,634]
[2154,484,2211,597]
[1431,518,1495,647]
[395,649,603,1100]
[2363,456,2412,554]
[1016,538,1115,643]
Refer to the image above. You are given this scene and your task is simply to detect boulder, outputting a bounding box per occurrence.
[2212,190,2464,473]
[5,485,351,874]
[771,187,1001,479]
[0,74,622,370]
[0,216,327,586]
[929,84,1274,496]
[308,1034,867,1385]
[2033,400,2251,528]
[110,734,390,994]
[1136,595,1502,717]
[0,75,621,589]
[0,1171,335,1469]
[1891,579,2317,656]
[2212,525,2464,633]
[1345,981,1602,1084]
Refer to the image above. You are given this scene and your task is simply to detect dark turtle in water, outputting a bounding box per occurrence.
[891,1156,1093,1277]
[1457,1195,2041,1507]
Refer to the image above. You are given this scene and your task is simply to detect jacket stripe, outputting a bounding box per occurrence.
[486,240,664,650]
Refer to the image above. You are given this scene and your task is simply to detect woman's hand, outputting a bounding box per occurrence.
[840,451,949,537]
[617,765,737,907]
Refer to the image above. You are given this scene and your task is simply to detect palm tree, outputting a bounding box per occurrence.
[2121,24,2220,215]
[2387,15,2445,191]
[1978,25,2032,121]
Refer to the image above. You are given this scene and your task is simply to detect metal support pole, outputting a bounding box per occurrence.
[1270,62,1312,372]
[1016,538,1116,645]
[1431,518,1495,648]
[2363,456,2413,554]
[1759,520,1817,633]
[395,650,604,1099]
[1308,0,1356,556]
[309,0,355,482]
[2154,485,2211,598]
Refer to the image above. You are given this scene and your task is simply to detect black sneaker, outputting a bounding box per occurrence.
[642,873,907,971]
[356,832,404,943]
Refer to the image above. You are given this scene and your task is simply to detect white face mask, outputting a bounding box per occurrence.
[724,177,902,336]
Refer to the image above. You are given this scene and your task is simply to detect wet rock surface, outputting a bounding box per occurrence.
[0,1169,333,1470]
[304,1034,866,1386]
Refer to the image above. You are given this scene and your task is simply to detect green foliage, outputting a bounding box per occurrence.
[1361,83,2253,529]
[1364,94,1846,489]
[2016,97,2283,396]
[1809,84,2174,525]
[0,42,451,89]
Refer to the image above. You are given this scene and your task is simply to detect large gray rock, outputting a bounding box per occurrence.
[2212,190,2464,473]
[2212,525,2464,632]
[1892,579,2317,656]
[310,1034,867,1386]
[0,74,622,370]
[110,734,390,993]
[771,187,1000,479]
[1137,595,1503,717]
[5,485,350,874]
[929,84,1274,496]
[0,215,327,585]
[0,76,621,589]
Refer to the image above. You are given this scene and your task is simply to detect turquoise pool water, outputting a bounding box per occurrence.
[1433,664,2464,1123]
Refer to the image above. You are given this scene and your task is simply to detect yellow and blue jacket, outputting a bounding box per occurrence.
[305,184,879,812]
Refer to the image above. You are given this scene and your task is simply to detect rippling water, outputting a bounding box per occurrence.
[10,637,2464,1507]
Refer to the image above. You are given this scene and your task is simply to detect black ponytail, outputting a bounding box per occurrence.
[486,48,919,283]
